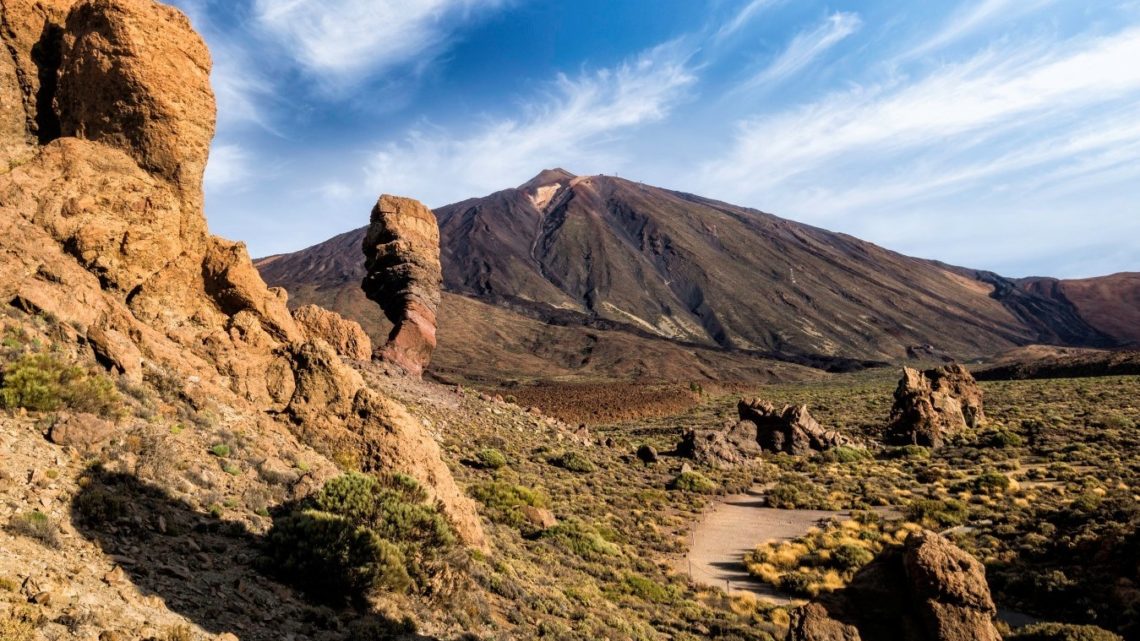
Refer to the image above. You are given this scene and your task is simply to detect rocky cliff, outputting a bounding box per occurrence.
[0,0,483,547]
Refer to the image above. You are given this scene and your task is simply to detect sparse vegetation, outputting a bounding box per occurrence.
[265,472,457,607]
[0,353,121,417]
[8,510,60,548]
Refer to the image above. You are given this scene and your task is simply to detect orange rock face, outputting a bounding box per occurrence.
[0,0,485,548]
[361,195,443,376]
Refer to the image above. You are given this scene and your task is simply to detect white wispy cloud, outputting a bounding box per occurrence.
[907,0,1055,58]
[366,42,697,205]
[701,26,1140,200]
[739,12,861,90]
[695,25,1140,276]
[204,144,253,191]
[715,0,781,42]
[252,0,507,83]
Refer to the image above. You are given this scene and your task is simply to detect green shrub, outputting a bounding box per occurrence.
[469,481,548,529]
[0,353,120,418]
[73,485,129,525]
[474,448,508,470]
[831,543,875,570]
[1006,623,1124,641]
[8,510,59,548]
[905,499,968,528]
[265,472,455,606]
[973,471,1011,493]
[548,451,595,473]
[540,518,619,561]
[886,445,932,460]
[621,573,676,603]
[668,470,717,493]
[779,570,816,596]
[209,443,231,458]
[984,429,1023,448]
[817,446,871,464]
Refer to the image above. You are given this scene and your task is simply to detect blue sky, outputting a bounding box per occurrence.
[169,0,1140,279]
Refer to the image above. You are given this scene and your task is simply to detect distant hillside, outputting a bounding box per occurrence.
[257,169,1137,383]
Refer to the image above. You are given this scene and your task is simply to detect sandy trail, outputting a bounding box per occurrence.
[680,487,860,603]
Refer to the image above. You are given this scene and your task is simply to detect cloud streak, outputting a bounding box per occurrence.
[252,0,507,84]
[739,12,861,90]
[366,43,697,205]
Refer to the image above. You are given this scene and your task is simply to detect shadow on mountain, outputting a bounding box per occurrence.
[69,466,452,641]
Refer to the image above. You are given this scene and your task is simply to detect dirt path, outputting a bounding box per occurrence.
[680,488,859,604]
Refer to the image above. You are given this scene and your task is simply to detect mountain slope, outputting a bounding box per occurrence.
[257,170,1133,381]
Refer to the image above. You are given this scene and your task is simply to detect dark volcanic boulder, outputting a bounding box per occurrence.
[887,365,985,448]
[361,194,442,377]
[787,530,1001,641]
[739,399,860,455]
[677,424,761,469]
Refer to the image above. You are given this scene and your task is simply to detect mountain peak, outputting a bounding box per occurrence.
[519,168,577,191]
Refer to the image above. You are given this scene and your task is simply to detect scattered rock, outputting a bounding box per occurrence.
[786,530,1001,641]
[47,412,116,450]
[888,365,985,448]
[292,304,371,360]
[521,505,557,531]
[361,194,442,377]
[636,444,659,464]
[739,399,860,455]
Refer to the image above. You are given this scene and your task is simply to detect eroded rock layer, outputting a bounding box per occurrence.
[361,194,442,376]
[0,0,484,548]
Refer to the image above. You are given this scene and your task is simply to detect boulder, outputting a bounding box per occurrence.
[677,425,760,469]
[888,365,985,448]
[786,530,1001,641]
[361,195,442,377]
[739,399,860,456]
[636,444,659,464]
[521,505,557,531]
[292,304,372,360]
[47,412,115,450]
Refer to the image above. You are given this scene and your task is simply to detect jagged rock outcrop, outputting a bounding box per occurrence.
[361,194,442,377]
[787,530,1001,641]
[677,399,857,467]
[292,304,371,360]
[0,0,484,548]
[887,365,985,448]
[739,399,860,455]
[677,421,762,469]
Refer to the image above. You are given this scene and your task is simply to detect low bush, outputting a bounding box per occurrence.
[905,498,968,528]
[469,480,549,530]
[1007,623,1124,641]
[0,353,120,418]
[0,605,41,641]
[548,451,595,474]
[973,471,1012,494]
[265,472,456,606]
[474,448,508,470]
[8,510,59,548]
[885,445,932,460]
[668,470,717,493]
[540,518,620,561]
[817,446,871,464]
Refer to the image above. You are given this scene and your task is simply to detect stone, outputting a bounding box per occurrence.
[292,304,372,360]
[739,399,860,455]
[888,365,985,449]
[361,194,442,377]
[676,427,758,469]
[785,530,1001,641]
[47,412,116,450]
[636,444,659,464]
[521,505,557,531]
